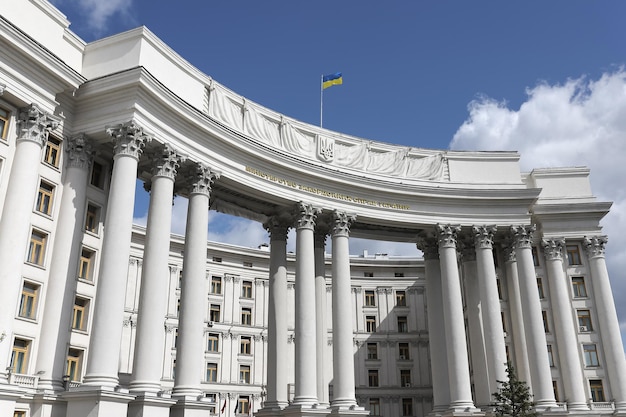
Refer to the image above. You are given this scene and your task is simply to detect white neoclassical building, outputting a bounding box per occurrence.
[1,2,625,417]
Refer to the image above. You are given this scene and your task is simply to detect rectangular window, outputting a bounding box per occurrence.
[212,256,222,263]
[537,277,545,299]
[402,398,413,416]
[243,261,253,268]
[364,272,373,277]
[400,369,411,387]
[366,316,377,333]
[66,348,83,382]
[590,379,605,402]
[367,342,378,360]
[399,342,410,360]
[364,290,376,306]
[542,310,549,333]
[0,107,9,139]
[85,204,100,233]
[397,316,408,333]
[72,297,89,331]
[14,411,26,417]
[583,344,599,367]
[369,398,381,416]
[241,307,252,325]
[10,338,30,374]
[206,362,218,382]
[208,333,219,352]
[78,248,95,281]
[497,278,503,300]
[238,396,250,415]
[240,336,251,355]
[90,161,105,188]
[572,276,587,298]
[531,247,540,266]
[241,280,253,298]
[553,380,560,402]
[27,230,47,266]
[239,365,250,384]
[19,281,39,320]
[396,290,406,306]
[567,245,582,266]
[368,369,379,387]
[210,304,221,322]
[395,272,404,277]
[36,180,54,215]
[44,137,61,167]
[547,345,554,367]
[210,276,222,294]
[577,310,593,332]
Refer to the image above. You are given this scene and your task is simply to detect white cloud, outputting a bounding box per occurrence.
[52,0,134,35]
[451,69,626,351]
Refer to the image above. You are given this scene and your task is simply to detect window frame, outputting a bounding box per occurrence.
[207,333,219,352]
[397,315,408,333]
[365,315,377,333]
[398,342,410,360]
[66,348,83,382]
[366,342,378,360]
[18,281,40,320]
[241,280,253,298]
[577,309,593,332]
[0,106,9,140]
[583,343,600,367]
[72,297,89,331]
[206,362,218,382]
[572,276,588,298]
[10,338,31,374]
[400,369,411,387]
[239,364,251,384]
[364,290,376,307]
[90,161,106,189]
[210,276,222,294]
[241,307,252,325]
[209,304,221,322]
[566,245,582,266]
[78,247,96,281]
[240,336,252,355]
[589,379,605,402]
[36,180,55,216]
[44,136,61,168]
[85,203,101,234]
[402,398,413,416]
[27,229,48,266]
[368,369,379,387]
[396,290,406,306]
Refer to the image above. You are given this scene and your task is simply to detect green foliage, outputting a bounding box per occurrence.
[492,363,537,417]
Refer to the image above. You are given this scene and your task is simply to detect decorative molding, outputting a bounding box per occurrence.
[17,104,60,147]
[502,239,517,263]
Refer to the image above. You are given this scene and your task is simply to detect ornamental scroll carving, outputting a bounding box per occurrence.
[542,238,565,261]
[65,134,94,170]
[107,121,151,158]
[294,202,320,230]
[331,210,356,238]
[436,224,461,249]
[206,82,447,181]
[186,163,219,196]
[510,225,536,249]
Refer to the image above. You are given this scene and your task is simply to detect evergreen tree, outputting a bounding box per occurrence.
[492,363,537,417]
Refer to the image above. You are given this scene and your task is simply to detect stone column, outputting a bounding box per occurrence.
[315,224,330,407]
[130,146,183,394]
[35,134,94,391]
[172,164,217,398]
[83,122,151,388]
[502,242,532,390]
[416,235,450,413]
[542,238,588,410]
[436,224,477,413]
[0,105,59,381]
[460,238,490,407]
[291,202,320,407]
[510,225,556,410]
[330,210,363,412]
[261,213,291,411]
[473,226,507,396]
[583,236,626,411]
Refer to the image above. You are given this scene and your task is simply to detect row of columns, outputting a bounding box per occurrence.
[418,224,626,415]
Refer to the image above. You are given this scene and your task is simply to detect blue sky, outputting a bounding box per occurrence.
[51,1,626,348]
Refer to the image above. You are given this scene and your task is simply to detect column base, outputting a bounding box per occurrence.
[169,397,217,417]
[283,403,331,417]
[257,403,289,417]
[62,385,134,417]
[328,404,369,416]
[127,393,176,417]
[440,406,484,417]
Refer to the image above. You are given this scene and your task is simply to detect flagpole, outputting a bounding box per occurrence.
[320,74,324,128]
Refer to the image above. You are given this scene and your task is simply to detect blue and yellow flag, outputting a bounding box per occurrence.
[322,72,343,89]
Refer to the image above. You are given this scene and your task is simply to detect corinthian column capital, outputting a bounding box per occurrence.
[583,236,608,258]
[186,163,219,196]
[65,134,94,170]
[106,121,152,159]
[263,213,291,241]
[436,223,461,249]
[510,225,536,249]
[541,238,565,261]
[151,144,185,179]
[416,234,439,260]
[473,225,497,249]
[294,202,320,230]
[17,104,60,147]
[331,210,356,237]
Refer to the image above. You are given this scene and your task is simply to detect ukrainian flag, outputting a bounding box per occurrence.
[322,72,343,89]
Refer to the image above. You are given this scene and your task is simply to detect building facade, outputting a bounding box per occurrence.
[1,1,626,417]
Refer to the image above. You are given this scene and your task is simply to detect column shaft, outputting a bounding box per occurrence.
[263,216,290,409]
[331,211,358,409]
[173,164,215,397]
[584,236,626,410]
[511,226,556,410]
[292,202,319,406]
[436,225,476,412]
[0,105,58,379]
[131,147,180,393]
[315,230,330,406]
[84,123,150,387]
[35,135,93,390]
